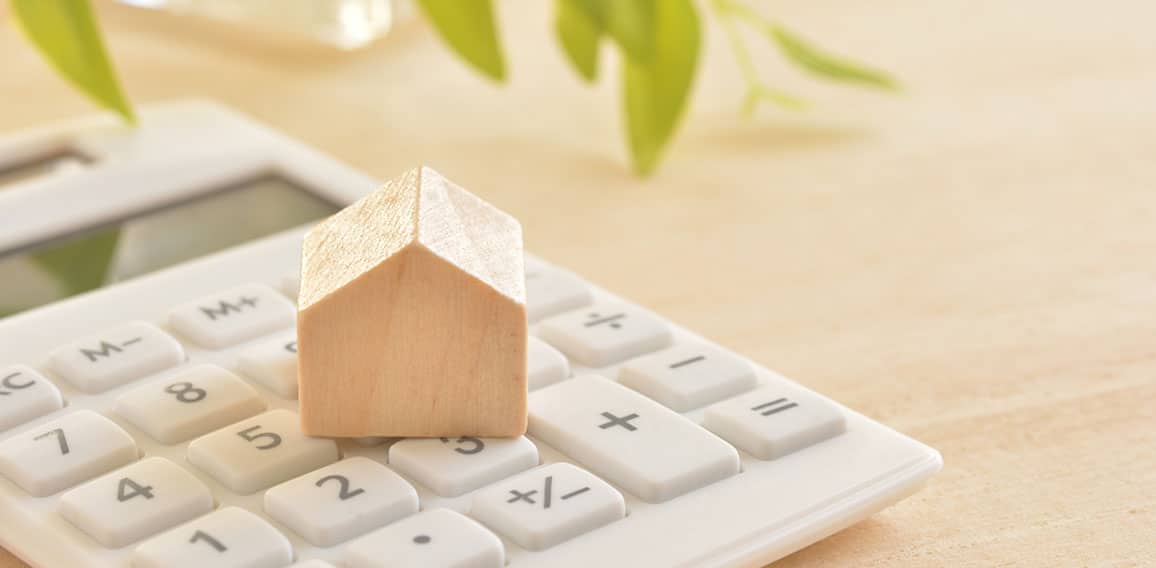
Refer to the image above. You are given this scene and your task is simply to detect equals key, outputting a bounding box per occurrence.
[751,398,797,416]
[704,385,847,460]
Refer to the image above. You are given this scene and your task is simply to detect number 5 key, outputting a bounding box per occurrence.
[187,409,338,494]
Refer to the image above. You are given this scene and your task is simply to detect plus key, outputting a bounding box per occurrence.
[530,376,740,503]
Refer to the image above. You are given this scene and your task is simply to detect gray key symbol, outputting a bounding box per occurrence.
[507,475,589,509]
[585,312,625,329]
[0,372,34,395]
[439,436,485,455]
[598,411,639,431]
[507,488,538,505]
[751,398,798,416]
[79,337,144,362]
[668,355,706,369]
[200,296,260,321]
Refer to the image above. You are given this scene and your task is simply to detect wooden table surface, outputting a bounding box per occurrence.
[2,0,1154,566]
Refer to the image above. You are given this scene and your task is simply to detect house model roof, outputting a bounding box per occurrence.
[299,166,526,311]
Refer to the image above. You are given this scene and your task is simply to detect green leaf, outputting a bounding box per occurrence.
[416,0,507,82]
[604,0,654,64]
[768,25,898,90]
[555,0,603,81]
[622,0,701,175]
[10,0,135,123]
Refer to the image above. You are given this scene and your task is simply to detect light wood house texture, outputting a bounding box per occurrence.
[297,166,527,438]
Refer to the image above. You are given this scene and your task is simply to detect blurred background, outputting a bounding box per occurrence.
[2,0,1155,565]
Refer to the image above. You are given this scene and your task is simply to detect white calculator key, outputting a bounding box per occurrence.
[529,376,739,503]
[237,330,299,399]
[48,321,184,393]
[0,410,137,496]
[187,409,339,494]
[346,508,503,568]
[0,365,63,432]
[523,255,550,276]
[470,462,624,551]
[618,343,758,411]
[537,304,672,368]
[133,506,292,568]
[116,364,266,444]
[526,268,593,322]
[282,274,301,300]
[264,457,418,547]
[704,384,846,460]
[59,457,212,547]
[389,436,538,497]
[168,283,295,349]
[527,337,569,390]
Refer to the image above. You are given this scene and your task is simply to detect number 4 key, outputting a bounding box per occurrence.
[60,457,212,547]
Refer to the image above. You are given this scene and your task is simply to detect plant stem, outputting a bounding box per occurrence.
[711,0,805,115]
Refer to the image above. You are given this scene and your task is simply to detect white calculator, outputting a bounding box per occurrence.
[0,101,941,568]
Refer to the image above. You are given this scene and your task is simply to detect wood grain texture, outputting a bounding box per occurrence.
[299,166,527,437]
[1,0,1154,565]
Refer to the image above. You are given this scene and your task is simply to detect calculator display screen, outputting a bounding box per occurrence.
[0,176,339,318]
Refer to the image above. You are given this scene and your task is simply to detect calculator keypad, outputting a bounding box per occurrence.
[168,283,295,349]
[48,321,185,393]
[0,272,854,564]
[345,508,504,568]
[117,364,266,444]
[133,506,292,568]
[0,365,63,432]
[470,462,625,551]
[264,457,418,547]
[187,409,339,494]
[529,376,740,503]
[389,436,539,497]
[59,456,213,547]
[0,410,137,496]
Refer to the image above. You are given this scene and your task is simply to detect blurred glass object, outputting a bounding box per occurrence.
[115,0,405,49]
[0,153,89,190]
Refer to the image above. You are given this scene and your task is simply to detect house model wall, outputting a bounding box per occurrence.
[297,166,527,437]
